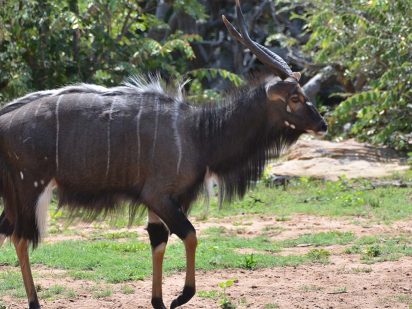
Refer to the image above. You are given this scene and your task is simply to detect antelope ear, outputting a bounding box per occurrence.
[292,72,301,81]
[265,80,297,102]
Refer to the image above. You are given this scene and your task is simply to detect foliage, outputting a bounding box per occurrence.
[306,248,331,263]
[243,253,257,270]
[302,0,412,151]
[186,68,244,104]
[0,0,241,103]
[218,279,237,309]
[1,0,411,151]
[173,0,208,21]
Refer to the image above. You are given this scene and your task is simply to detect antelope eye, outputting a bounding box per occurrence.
[290,96,300,103]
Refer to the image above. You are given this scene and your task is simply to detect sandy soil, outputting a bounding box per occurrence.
[2,215,412,309]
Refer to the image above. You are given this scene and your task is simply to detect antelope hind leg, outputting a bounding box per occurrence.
[0,233,6,247]
[0,211,13,247]
[13,236,40,309]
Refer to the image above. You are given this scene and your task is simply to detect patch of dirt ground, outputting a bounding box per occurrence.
[2,214,412,309]
[192,214,412,240]
[4,257,411,309]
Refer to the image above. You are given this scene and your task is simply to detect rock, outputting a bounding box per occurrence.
[269,139,409,181]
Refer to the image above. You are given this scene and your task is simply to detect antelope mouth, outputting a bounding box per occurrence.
[306,120,328,137]
[305,129,327,137]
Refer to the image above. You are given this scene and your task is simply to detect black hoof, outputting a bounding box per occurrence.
[29,301,41,309]
[152,297,167,309]
[170,285,195,309]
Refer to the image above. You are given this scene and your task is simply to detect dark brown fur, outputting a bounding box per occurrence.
[0,74,326,308]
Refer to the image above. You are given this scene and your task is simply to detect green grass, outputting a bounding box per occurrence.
[344,235,412,263]
[0,230,366,288]
[89,230,139,241]
[192,175,412,223]
[0,232,327,285]
[300,284,323,292]
[351,267,373,273]
[40,285,65,300]
[198,290,220,299]
[396,294,412,305]
[93,288,112,299]
[0,173,410,301]
[0,271,26,298]
[45,172,412,230]
[264,304,280,309]
[331,286,347,294]
[306,248,331,263]
[65,289,78,299]
[281,231,355,247]
[120,284,135,295]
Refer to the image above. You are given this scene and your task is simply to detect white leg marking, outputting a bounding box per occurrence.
[290,124,296,129]
[0,234,7,247]
[151,96,160,159]
[136,100,143,179]
[34,181,38,188]
[284,121,290,127]
[173,100,183,174]
[105,97,117,179]
[35,181,55,240]
[20,171,24,180]
[286,105,292,113]
[55,95,64,171]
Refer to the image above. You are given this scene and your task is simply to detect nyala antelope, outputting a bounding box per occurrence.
[0,1,327,308]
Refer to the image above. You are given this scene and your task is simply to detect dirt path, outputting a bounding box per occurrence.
[4,257,411,308]
[2,214,412,309]
[44,214,412,244]
[191,214,412,240]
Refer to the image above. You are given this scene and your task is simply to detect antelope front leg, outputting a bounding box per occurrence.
[149,198,197,308]
[170,230,197,309]
[147,211,169,309]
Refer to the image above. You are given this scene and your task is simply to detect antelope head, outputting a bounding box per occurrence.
[222,0,328,136]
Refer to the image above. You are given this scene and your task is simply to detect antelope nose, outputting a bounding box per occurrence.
[318,121,328,133]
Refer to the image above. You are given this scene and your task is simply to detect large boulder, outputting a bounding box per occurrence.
[269,139,409,181]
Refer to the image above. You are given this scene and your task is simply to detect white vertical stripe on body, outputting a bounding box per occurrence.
[173,100,183,174]
[136,98,143,179]
[7,107,20,131]
[55,95,64,171]
[105,97,116,179]
[34,101,44,117]
[151,96,160,159]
